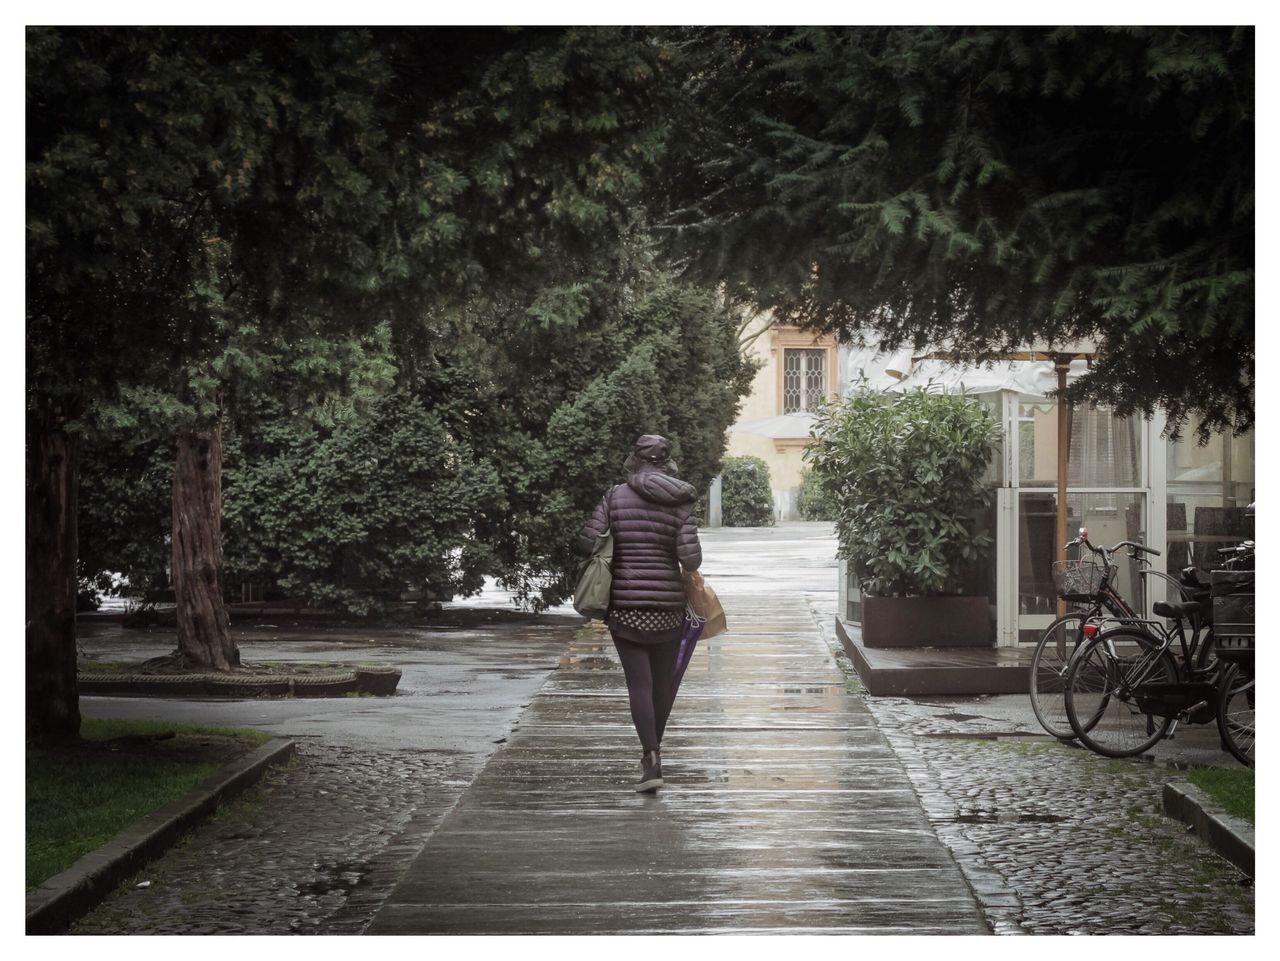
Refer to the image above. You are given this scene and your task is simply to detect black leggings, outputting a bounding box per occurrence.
[611,633,681,753]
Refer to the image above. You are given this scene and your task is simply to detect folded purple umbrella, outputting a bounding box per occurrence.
[670,610,707,699]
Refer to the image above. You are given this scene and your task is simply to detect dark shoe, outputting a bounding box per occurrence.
[636,749,663,792]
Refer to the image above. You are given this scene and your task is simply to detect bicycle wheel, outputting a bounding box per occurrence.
[1065,628,1177,757]
[1217,661,1255,768]
[1029,614,1088,739]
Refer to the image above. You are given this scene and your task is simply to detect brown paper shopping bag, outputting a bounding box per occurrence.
[684,571,728,639]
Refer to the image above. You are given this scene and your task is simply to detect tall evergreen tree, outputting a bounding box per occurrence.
[27,26,681,736]
[28,27,412,732]
[27,26,680,737]
[665,26,1253,439]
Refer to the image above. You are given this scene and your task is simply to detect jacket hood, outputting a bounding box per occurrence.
[623,433,678,475]
[626,464,697,506]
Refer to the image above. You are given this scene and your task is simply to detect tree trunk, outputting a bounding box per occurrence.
[172,420,238,669]
[26,399,82,740]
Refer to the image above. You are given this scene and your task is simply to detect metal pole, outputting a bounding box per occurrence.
[708,475,723,528]
[1223,430,1234,507]
[1056,358,1071,619]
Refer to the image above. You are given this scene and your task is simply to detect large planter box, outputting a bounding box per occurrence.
[861,594,993,648]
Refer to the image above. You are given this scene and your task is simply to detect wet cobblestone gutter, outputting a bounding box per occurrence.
[826,657,1256,935]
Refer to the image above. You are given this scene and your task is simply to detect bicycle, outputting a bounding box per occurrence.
[1062,557,1225,758]
[1213,541,1255,767]
[1028,529,1199,740]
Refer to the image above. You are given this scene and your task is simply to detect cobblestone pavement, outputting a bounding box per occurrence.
[806,604,1256,935]
[71,741,483,934]
[65,524,1255,935]
[70,615,579,935]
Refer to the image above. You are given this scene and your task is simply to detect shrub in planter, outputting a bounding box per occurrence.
[795,466,837,521]
[721,455,775,527]
[808,388,999,646]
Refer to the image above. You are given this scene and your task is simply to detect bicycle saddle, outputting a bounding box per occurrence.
[1154,599,1201,619]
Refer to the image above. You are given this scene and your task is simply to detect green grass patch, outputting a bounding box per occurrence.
[1185,767,1254,823]
[75,660,130,674]
[79,718,273,744]
[26,719,270,889]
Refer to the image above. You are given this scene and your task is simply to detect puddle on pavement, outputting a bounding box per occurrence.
[919,731,1049,740]
[294,860,368,897]
[950,812,1068,824]
[782,686,843,694]
[558,653,616,670]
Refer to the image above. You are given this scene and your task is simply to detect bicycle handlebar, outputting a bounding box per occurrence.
[1061,528,1161,559]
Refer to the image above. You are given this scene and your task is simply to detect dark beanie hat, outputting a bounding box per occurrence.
[623,434,678,474]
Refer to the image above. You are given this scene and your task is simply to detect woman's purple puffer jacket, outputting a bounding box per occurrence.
[577,463,702,611]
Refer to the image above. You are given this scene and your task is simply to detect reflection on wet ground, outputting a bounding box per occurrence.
[69,522,1247,935]
[367,525,988,935]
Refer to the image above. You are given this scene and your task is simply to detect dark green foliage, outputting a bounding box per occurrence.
[87,273,752,616]
[26,27,409,420]
[795,466,837,521]
[667,26,1254,440]
[459,276,752,609]
[45,28,749,620]
[76,429,173,603]
[808,390,998,595]
[28,26,680,424]
[720,456,776,527]
[223,391,504,616]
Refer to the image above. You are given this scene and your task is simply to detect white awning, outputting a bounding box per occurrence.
[844,344,915,391]
[878,358,1091,398]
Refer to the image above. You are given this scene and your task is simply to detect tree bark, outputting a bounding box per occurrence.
[26,399,82,740]
[172,419,238,669]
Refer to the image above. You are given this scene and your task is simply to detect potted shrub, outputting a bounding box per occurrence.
[808,387,999,647]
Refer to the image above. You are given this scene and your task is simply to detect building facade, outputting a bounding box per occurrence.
[723,315,845,520]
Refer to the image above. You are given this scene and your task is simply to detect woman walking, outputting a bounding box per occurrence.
[578,434,702,792]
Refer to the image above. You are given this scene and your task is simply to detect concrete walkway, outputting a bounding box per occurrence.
[367,524,987,935]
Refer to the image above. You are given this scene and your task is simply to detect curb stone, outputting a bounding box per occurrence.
[814,601,1013,934]
[26,737,297,934]
[1162,779,1254,876]
[77,666,400,698]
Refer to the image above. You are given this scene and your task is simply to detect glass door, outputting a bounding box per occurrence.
[1013,397,1148,644]
[1165,418,1254,579]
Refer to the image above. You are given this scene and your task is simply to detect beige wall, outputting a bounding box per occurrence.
[723,314,836,518]
[734,314,780,422]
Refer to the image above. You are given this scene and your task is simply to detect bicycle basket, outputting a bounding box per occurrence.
[1215,634,1255,662]
[1211,570,1254,636]
[1052,558,1108,601]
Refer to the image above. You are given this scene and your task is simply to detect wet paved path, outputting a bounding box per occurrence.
[70,616,580,934]
[367,524,987,934]
[67,523,1250,935]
